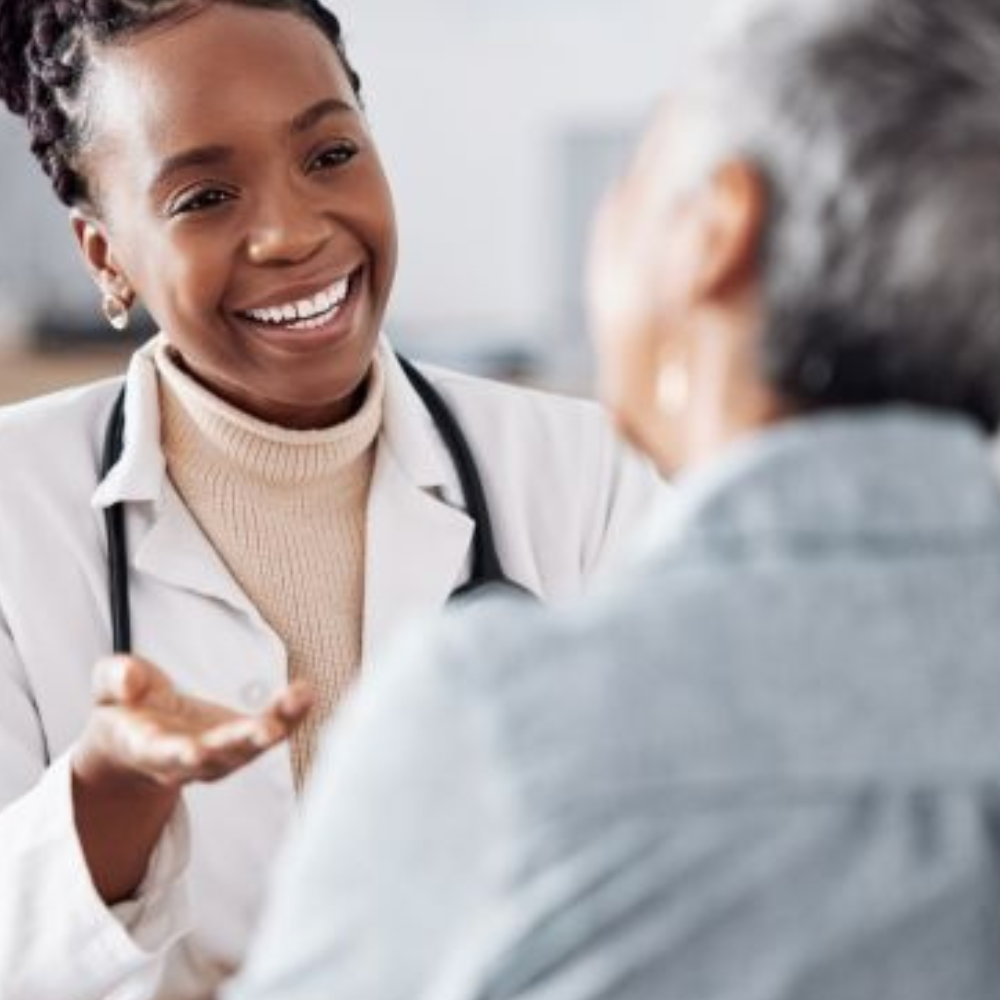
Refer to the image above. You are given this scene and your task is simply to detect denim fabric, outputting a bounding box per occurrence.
[233,407,1000,1000]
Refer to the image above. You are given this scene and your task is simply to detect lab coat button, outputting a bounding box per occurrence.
[241,681,269,710]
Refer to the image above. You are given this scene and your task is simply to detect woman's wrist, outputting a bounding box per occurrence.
[71,734,177,799]
[71,734,181,904]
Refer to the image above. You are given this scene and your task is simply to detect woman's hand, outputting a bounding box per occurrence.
[74,655,312,788]
[71,656,312,904]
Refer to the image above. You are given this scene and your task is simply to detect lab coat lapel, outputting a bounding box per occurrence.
[363,346,474,665]
[94,338,477,656]
[131,483,263,619]
[91,338,263,622]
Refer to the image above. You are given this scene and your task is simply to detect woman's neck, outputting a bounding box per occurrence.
[164,346,368,430]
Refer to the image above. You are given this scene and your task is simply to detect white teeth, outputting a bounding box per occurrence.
[245,275,353,325]
[330,277,350,304]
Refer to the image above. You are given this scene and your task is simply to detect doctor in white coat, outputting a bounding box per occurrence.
[0,3,658,1000]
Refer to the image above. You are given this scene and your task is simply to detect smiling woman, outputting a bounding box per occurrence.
[73,4,396,428]
[0,3,660,999]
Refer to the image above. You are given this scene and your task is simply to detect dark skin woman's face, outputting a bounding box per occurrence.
[73,3,397,428]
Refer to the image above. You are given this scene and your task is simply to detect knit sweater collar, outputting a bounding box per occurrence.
[154,342,385,488]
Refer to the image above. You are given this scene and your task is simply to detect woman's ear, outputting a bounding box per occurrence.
[70,210,134,306]
[687,159,767,305]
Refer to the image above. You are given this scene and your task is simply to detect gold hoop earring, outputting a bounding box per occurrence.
[102,293,131,332]
[656,362,689,416]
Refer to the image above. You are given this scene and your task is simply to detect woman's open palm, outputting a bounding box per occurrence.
[77,655,312,787]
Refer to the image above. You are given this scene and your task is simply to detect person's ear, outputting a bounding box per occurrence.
[70,210,134,308]
[687,159,766,304]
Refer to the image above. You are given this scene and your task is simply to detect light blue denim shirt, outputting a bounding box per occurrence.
[231,407,1000,1000]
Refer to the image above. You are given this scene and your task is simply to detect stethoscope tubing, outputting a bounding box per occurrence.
[100,354,529,655]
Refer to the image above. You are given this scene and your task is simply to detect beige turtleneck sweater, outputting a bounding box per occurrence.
[154,343,385,787]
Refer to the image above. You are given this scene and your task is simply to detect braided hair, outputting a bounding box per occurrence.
[0,0,362,207]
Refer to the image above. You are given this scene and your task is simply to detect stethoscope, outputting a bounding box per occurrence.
[101,354,531,655]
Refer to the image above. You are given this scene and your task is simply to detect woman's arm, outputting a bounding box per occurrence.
[0,634,310,1000]
[0,620,160,1000]
[72,762,180,905]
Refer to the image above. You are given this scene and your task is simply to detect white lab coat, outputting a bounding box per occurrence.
[0,337,660,1000]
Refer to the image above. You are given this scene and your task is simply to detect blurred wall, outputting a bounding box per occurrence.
[0,115,98,344]
[335,0,717,369]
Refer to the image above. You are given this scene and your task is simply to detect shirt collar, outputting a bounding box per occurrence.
[639,406,1000,554]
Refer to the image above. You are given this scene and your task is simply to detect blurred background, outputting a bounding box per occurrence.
[0,0,718,403]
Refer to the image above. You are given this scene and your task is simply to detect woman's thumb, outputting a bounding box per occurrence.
[91,655,156,706]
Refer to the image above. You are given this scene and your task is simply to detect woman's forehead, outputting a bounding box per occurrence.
[85,3,354,153]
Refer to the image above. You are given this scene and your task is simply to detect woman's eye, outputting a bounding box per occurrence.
[310,143,359,171]
[170,188,235,216]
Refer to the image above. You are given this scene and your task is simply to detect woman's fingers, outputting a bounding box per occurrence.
[92,655,177,709]
[89,672,315,786]
[92,656,149,706]
[200,687,312,757]
[183,686,314,780]
[270,680,313,727]
[138,693,311,782]
[121,724,245,784]
[201,716,279,753]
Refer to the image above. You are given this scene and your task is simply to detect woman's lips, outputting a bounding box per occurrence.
[234,268,365,351]
[240,274,351,327]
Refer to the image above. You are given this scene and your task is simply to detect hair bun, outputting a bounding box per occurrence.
[0,1,37,115]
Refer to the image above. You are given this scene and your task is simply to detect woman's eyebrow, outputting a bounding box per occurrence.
[150,145,233,193]
[148,99,357,194]
[290,97,358,134]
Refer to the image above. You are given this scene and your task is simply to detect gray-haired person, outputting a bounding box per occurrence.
[230,1,1000,997]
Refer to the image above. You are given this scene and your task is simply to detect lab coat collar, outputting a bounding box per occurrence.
[89,335,475,661]
[377,345,459,495]
[91,338,167,510]
[90,337,272,630]
[91,336,461,510]
[363,344,475,662]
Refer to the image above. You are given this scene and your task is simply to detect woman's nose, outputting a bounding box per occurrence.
[246,187,332,266]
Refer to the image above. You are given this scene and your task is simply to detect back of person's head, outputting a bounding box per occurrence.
[687,0,1000,430]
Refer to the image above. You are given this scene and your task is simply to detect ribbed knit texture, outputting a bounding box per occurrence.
[154,343,384,788]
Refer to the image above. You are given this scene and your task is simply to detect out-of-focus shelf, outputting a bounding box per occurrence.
[0,346,132,406]
[0,340,592,409]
